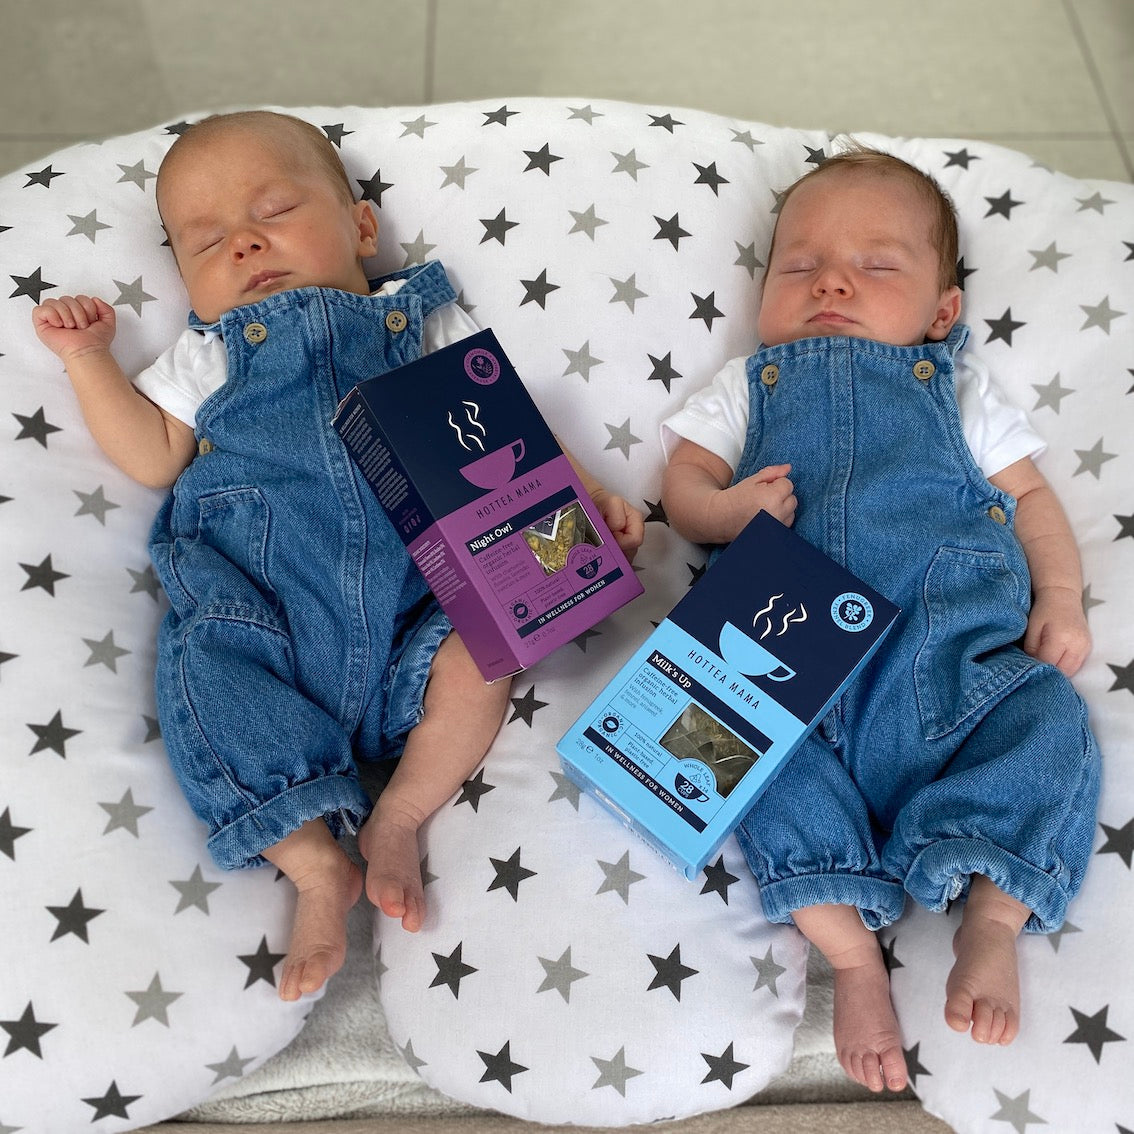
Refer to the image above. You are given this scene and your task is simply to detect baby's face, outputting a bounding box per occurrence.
[158,129,377,323]
[758,170,960,348]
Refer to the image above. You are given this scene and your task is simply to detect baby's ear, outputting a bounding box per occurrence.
[354,200,379,257]
[926,285,962,341]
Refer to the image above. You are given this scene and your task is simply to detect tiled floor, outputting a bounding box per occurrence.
[1,0,1132,181]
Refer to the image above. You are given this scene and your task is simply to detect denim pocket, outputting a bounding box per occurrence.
[913,545,1033,740]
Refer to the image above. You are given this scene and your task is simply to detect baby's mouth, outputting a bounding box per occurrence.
[246,270,288,292]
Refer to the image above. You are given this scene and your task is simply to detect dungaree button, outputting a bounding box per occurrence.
[385,310,408,333]
[913,360,936,381]
[243,322,268,345]
[198,438,215,456]
[988,505,1008,524]
[760,364,779,387]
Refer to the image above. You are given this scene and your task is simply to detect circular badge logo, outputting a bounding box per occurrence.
[464,348,500,386]
[831,592,874,632]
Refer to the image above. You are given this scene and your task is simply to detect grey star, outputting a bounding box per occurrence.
[399,1037,427,1073]
[1082,585,1104,616]
[430,942,477,998]
[694,161,729,195]
[439,156,477,189]
[47,888,105,942]
[1031,373,1074,413]
[1046,918,1081,952]
[143,715,163,743]
[519,269,559,309]
[1080,295,1125,334]
[482,105,519,127]
[537,946,589,1002]
[126,972,183,1026]
[563,341,603,382]
[487,846,536,901]
[374,943,388,983]
[590,1045,644,1095]
[609,273,648,312]
[171,864,222,914]
[730,129,764,151]
[596,850,646,903]
[113,276,157,317]
[28,709,80,757]
[67,210,112,243]
[611,148,649,180]
[400,114,437,139]
[14,406,62,446]
[567,104,603,124]
[1064,1004,1125,1062]
[478,1041,527,1091]
[9,267,56,302]
[0,807,32,860]
[479,208,519,245]
[984,308,1025,346]
[74,484,120,523]
[1,1002,57,1057]
[984,189,1024,219]
[604,418,642,460]
[455,289,477,318]
[82,1082,142,1121]
[649,112,684,133]
[421,853,438,889]
[1073,437,1117,479]
[573,627,603,652]
[1028,241,1070,273]
[701,1041,749,1089]
[206,1045,256,1084]
[700,855,740,903]
[0,648,17,683]
[647,943,698,999]
[647,352,681,393]
[523,143,563,175]
[100,788,154,837]
[548,770,582,810]
[454,767,495,811]
[84,629,131,673]
[654,212,691,250]
[751,946,787,997]
[990,1088,1046,1133]
[1097,817,1134,866]
[734,241,764,279]
[238,937,285,988]
[568,203,608,240]
[127,563,162,600]
[400,230,436,267]
[1076,191,1114,214]
[117,160,157,190]
[507,684,548,726]
[690,291,725,330]
[357,170,393,206]
[321,123,352,147]
[904,1041,931,1087]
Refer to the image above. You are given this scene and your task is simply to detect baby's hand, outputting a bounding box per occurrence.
[592,491,645,562]
[32,295,117,361]
[1024,586,1091,676]
[712,463,796,539]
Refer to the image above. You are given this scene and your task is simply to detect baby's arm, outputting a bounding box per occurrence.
[662,438,796,545]
[560,444,645,561]
[33,296,196,489]
[989,456,1090,676]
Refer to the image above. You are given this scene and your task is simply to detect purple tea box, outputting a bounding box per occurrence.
[333,328,643,681]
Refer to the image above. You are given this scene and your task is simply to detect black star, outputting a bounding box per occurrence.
[523,143,563,175]
[237,936,286,989]
[984,308,1026,346]
[20,554,69,595]
[572,627,602,652]
[693,161,729,195]
[654,213,691,250]
[955,256,977,289]
[690,292,724,330]
[430,941,478,998]
[1107,659,1134,696]
[700,1041,748,1088]
[519,269,559,309]
[487,846,537,901]
[643,499,669,525]
[454,767,496,811]
[686,561,707,587]
[879,934,905,974]
[356,170,393,206]
[649,112,684,132]
[944,148,980,169]
[1,1001,57,1057]
[647,943,699,999]
[984,189,1024,219]
[477,1040,528,1091]
[1063,1004,1126,1062]
[82,1080,142,1121]
[904,1041,931,1087]
[0,807,31,859]
[24,165,64,188]
[1097,817,1134,867]
[322,123,353,147]
[14,406,62,447]
[804,145,827,166]
[9,267,56,303]
[482,105,519,127]
[700,855,740,903]
[1115,515,1134,541]
[479,207,519,245]
[1124,241,1134,261]
[508,684,549,726]
[164,120,194,136]
[46,888,105,942]
[647,351,681,392]
[27,709,81,757]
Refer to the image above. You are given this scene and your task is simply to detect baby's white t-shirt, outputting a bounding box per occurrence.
[660,348,1044,479]
[134,277,479,428]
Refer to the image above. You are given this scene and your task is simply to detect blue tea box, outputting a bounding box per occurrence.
[556,510,899,878]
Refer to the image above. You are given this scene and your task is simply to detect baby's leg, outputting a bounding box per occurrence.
[793,903,908,1093]
[261,818,364,1002]
[945,874,1030,1044]
[357,633,510,931]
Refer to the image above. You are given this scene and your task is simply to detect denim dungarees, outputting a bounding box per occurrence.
[731,327,1100,933]
[149,262,457,870]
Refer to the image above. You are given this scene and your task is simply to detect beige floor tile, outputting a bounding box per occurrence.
[432,0,1109,137]
[1071,0,1134,135]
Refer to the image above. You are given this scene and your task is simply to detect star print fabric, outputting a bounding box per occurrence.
[1,100,1133,1133]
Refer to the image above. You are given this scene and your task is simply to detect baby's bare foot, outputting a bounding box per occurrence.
[357,803,426,932]
[832,956,908,1093]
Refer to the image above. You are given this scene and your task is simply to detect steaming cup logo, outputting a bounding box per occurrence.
[464,347,500,385]
[831,592,874,633]
[449,398,527,490]
[717,591,810,680]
